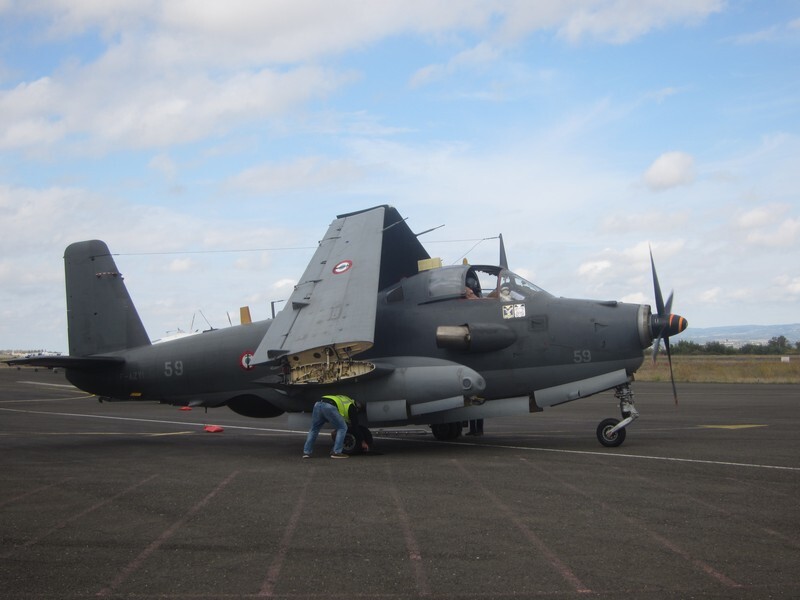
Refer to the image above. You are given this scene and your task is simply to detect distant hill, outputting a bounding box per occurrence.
[682,324,800,346]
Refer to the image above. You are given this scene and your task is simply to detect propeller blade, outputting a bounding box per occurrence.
[650,247,665,315]
[665,337,678,405]
[649,248,684,405]
[664,291,673,317]
[651,335,661,363]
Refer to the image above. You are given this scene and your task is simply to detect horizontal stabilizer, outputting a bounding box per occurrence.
[4,355,125,370]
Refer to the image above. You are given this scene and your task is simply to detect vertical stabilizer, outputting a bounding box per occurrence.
[65,240,151,356]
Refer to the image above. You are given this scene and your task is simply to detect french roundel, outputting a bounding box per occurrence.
[239,351,255,371]
[332,260,353,275]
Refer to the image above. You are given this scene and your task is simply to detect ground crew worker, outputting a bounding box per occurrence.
[302,394,358,459]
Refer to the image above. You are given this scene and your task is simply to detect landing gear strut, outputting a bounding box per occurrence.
[596,383,639,447]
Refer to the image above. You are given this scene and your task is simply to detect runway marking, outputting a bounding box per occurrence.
[418,437,800,472]
[454,459,591,594]
[3,406,798,472]
[1,474,157,560]
[0,431,198,437]
[0,394,94,403]
[0,406,304,434]
[0,477,74,509]
[604,462,800,551]
[520,458,743,590]
[699,424,768,430]
[18,380,78,388]
[258,467,314,597]
[386,463,431,597]
[97,470,239,597]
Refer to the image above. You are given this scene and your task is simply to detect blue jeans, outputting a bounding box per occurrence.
[303,401,348,455]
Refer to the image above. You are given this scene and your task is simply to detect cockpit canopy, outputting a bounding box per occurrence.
[384,264,550,305]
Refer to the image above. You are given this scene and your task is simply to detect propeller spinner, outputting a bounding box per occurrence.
[648,248,687,404]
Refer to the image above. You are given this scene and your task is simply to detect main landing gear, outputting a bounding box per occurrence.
[596,383,639,448]
[430,422,463,441]
[336,425,374,454]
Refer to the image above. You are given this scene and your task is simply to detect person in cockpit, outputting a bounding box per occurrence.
[465,272,482,299]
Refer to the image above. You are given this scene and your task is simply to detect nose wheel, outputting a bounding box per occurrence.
[597,418,626,447]
[596,383,638,447]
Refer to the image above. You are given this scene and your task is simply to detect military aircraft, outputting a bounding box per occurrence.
[6,205,686,449]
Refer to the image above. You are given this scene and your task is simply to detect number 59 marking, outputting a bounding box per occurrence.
[164,360,184,376]
[573,350,592,363]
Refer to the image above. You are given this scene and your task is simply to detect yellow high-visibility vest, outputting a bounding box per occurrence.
[322,395,355,423]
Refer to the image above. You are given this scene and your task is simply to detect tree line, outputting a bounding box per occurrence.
[669,336,799,355]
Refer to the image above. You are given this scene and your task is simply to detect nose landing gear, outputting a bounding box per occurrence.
[596,383,639,447]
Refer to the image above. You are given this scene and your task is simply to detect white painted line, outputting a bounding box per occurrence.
[18,381,77,389]
[3,406,798,472]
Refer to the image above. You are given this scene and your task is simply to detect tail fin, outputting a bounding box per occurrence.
[65,240,151,356]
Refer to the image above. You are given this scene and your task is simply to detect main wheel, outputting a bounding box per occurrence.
[341,425,373,454]
[431,422,462,441]
[342,431,359,454]
[597,418,626,447]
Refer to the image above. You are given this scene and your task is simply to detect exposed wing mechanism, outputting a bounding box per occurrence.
[252,206,387,385]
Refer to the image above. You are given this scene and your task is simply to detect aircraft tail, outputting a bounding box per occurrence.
[65,240,151,356]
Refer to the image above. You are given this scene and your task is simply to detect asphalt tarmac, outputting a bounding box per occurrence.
[1,365,798,599]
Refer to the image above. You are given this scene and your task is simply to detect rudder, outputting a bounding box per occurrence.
[65,240,151,356]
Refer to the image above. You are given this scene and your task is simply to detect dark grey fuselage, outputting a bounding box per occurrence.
[66,262,648,426]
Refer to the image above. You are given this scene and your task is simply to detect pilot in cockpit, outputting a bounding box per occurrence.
[465,272,482,299]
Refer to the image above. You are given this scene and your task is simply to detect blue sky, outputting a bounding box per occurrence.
[1,1,798,351]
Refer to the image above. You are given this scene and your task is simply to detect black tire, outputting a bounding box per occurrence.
[431,422,462,441]
[342,425,374,454]
[597,418,626,447]
[342,431,359,454]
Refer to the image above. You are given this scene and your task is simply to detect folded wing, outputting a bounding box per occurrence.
[252,206,386,383]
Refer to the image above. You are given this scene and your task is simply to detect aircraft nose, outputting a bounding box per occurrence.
[650,313,688,339]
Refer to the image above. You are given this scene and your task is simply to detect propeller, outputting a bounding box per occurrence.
[649,248,688,404]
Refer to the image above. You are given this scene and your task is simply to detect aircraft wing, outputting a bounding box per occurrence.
[252,206,387,368]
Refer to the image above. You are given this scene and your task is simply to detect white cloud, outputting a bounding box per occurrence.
[0,2,726,154]
[775,275,800,297]
[643,151,695,191]
[736,205,782,228]
[555,0,724,44]
[228,156,363,195]
[410,41,501,88]
[731,17,800,45]
[734,204,800,249]
[166,258,194,272]
[0,65,351,151]
[746,218,800,248]
[578,259,612,277]
[149,153,178,180]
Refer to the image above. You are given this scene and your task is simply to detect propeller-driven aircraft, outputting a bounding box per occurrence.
[6,205,686,449]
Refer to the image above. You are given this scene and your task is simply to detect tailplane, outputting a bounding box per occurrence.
[65,240,151,356]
